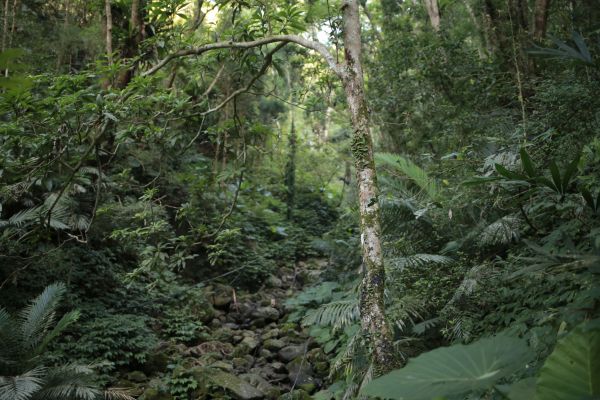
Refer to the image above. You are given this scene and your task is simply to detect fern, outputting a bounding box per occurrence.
[376,153,441,201]
[303,299,359,331]
[387,253,454,270]
[478,216,520,247]
[0,284,133,400]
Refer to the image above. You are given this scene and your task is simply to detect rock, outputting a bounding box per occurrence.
[251,306,280,321]
[185,341,234,357]
[139,387,173,400]
[241,335,259,351]
[207,369,265,400]
[259,348,273,359]
[214,327,236,343]
[263,338,286,351]
[286,357,315,386]
[278,345,304,362]
[126,370,147,383]
[265,275,283,288]
[233,357,250,370]
[298,383,317,394]
[208,284,234,309]
[240,373,280,399]
[279,389,312,400]
[270,361,286,373]
[261,328,280,340]
[211,360,234,371]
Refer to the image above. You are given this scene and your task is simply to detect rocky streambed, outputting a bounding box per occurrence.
[129,258,330,400]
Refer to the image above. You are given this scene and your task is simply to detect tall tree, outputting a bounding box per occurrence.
[144,0,396,373]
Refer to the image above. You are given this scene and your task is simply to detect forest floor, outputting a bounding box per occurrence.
[134,258,330,400]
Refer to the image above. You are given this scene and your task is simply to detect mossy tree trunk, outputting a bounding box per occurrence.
[341,0,396,375]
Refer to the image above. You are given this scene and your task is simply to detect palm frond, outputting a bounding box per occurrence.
[20,283,66,351]
[0,366,46,400]
[412,317,441,335]
[36,310,80,356]
[386,296,425,332]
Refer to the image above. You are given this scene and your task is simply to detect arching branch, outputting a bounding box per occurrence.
[199,42,287,116]
[142,35,344,78]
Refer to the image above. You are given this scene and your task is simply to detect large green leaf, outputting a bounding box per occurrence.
[362,336,533,400]
[536,323,600,400]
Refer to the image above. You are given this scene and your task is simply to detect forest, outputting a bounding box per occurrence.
[0,0,599,399]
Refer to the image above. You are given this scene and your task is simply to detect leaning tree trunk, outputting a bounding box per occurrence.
[341,0,396,375]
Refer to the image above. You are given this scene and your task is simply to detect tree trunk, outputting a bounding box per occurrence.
[533,0,550,41]
[114,0,143,88]
[1,0,9,53]
[104,0,113,66]
[424,0,441,32]
[284,119,296,220]
[341,0,396,375]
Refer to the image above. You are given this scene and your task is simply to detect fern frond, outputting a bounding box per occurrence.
[0,366,46,400]
[376,153,441,201]
[479,216,520,247]
[20,283,66,351]
[387,296,425,332]
[412,317,441,335]
[388,254,454,270]
[7,206,43,228]
[303,299,359,331]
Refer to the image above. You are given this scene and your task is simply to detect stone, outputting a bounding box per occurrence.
[261,328,280,340]
[126,370,147,383]
[139,387,173,400]
[263,338,286,351]
[270,361,286,373]
[279,389,312,400]
[259,348,273,359]
[251,306,280,321]
[278,345,304,362]
[241,335,259,351]
[286,357,315,386]
[240,373,280,399]
[209,284,234,309]
[207,370,265,400]
[298,383,317,394]
[265,275,283,288]
[211,360,234,371]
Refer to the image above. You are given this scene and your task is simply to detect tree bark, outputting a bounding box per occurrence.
[104,0,113,66]
[533,0,550,41]
[341,0,396,375]
[424,0,441,32]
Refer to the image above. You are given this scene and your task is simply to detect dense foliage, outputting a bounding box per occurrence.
[1,0,598,399]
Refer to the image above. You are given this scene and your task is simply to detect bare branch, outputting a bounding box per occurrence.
[199,42,287,116]
[142,35,344,78]
[201,63,225,97]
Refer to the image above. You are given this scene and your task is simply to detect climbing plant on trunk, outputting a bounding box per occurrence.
[143,0,395,374]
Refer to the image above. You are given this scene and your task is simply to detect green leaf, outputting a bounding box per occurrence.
[536,323,600,400]
[548,161,562,194]
[361,335,533,400]
[496,377,537,400]
[519,149,537,178]
[561,153,581,193]
[495,164,527,181]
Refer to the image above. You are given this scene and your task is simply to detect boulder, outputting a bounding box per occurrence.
[251,306,280,321]
[286,357,315,386]
[263,338,286,351]
[126,370,148,383]
[240,373,280,399]
[207,370,265,400]
[278,345,304,362]
[241,335,259,351]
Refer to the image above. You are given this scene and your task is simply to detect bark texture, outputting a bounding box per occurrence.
[341,0,396,375]
[104,0,113,65]
[533,0,550,41]
[424,0,441,32]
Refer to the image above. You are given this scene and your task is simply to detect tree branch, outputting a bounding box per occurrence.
[142,35,344,78]
[199,42,287,116]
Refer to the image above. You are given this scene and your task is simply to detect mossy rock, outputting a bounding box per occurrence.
[190,367,265,400]
[139,387,173,400]
[279,389,311,400]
